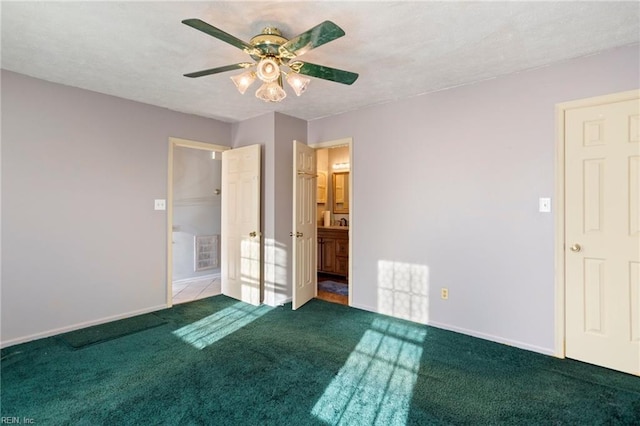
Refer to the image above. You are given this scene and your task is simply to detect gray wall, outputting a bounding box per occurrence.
[274,113,307,304]
[230,112,306,306]
[307,44,640,354]
[3,44,638,352]
[1,70,231,346]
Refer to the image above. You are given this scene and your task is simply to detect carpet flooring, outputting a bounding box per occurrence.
[60,313,166,348]
[1,296,639,425]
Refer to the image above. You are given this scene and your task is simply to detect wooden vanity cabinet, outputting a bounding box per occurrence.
[318,227,348,278]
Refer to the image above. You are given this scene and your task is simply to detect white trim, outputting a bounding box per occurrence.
[310,137,352,150]
[428,321,555,356]
[553,89,640,359]
[266,297,293,307]
[169,137,230,152]
[349,301,554,355]
[172,272,220,285]
[0,304,167,349]
[167,137,230,308]
[309,137,353,307]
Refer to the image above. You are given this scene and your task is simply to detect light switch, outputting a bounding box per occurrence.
[539,197,551,213]
[154,199,166,211]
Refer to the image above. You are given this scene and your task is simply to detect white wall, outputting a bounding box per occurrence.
[307,44,640,354]
[1,70,231,346]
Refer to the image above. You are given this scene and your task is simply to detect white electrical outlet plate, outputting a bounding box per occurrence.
[154,199,166,211]
[539,197,551,213]
[441,288,449,300]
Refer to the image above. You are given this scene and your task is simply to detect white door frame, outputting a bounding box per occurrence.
[309,137,353,307]
[167,137,230,307]
[553,89,639,358]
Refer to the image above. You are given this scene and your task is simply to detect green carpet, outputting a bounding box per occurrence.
[1,296,639,425]
[59,313,166,348]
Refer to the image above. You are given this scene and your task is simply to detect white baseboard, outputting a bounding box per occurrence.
[172,273,220,285]
[0,303,168,349]
[346,302,553,356]
[267,296,292,307]
[425,320,554,356]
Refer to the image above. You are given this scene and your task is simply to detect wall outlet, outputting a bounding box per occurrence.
[154,199,166,211]
[441,287,449,300]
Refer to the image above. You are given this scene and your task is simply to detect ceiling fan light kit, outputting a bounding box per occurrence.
[182,19,358,103]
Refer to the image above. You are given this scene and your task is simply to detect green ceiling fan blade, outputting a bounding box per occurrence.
[279,21,345,59]
[182,19,257,55]
[290,62,358,85]
[184,63,253,78]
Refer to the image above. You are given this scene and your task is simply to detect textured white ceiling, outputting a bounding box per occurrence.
[2,1,638,123]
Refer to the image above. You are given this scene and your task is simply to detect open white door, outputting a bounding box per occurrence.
[292,141,317,309]
[221,144,262,306]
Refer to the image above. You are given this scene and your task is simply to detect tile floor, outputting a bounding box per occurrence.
[172,274,349,306]
[172,276,221,305]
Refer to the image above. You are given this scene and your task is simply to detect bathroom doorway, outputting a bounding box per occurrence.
[167,138,229,305]
[312,139,352,306]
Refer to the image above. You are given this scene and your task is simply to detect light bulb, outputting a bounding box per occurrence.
[256,57,281,82]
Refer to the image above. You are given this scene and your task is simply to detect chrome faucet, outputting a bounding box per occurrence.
[339,218,348,227]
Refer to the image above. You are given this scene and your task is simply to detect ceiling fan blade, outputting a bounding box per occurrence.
[290,62,358,85]
[182,19,257,55]
[184,63,253,78]
[279,21,345,59]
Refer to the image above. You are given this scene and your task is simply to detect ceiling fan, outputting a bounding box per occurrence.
[182,19,359,102]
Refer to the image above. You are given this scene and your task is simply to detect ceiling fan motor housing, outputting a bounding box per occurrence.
[250,27,288,59]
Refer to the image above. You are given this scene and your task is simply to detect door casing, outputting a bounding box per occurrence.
[554,89,640,358]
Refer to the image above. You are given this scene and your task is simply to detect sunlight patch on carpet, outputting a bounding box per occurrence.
[312,317,427,425]
[172,302,273,349]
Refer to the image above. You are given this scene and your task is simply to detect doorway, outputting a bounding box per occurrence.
[312,139,352,306]
[167,138,230,306]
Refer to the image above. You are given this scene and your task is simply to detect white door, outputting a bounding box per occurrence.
[221,144,262,306]
[292,141,317,309]
[565,96,640,375]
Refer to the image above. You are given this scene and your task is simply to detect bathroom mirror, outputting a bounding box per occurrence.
[332,172,349,214]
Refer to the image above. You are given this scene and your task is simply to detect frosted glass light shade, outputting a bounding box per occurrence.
[255,81,287,103]
[256,57,280,82]
[230,71,256,94]
[286,72,310,96]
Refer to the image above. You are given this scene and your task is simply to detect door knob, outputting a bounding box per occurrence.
[569,243,582,252]
[289,232,303,237]
[249,231,257,238]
